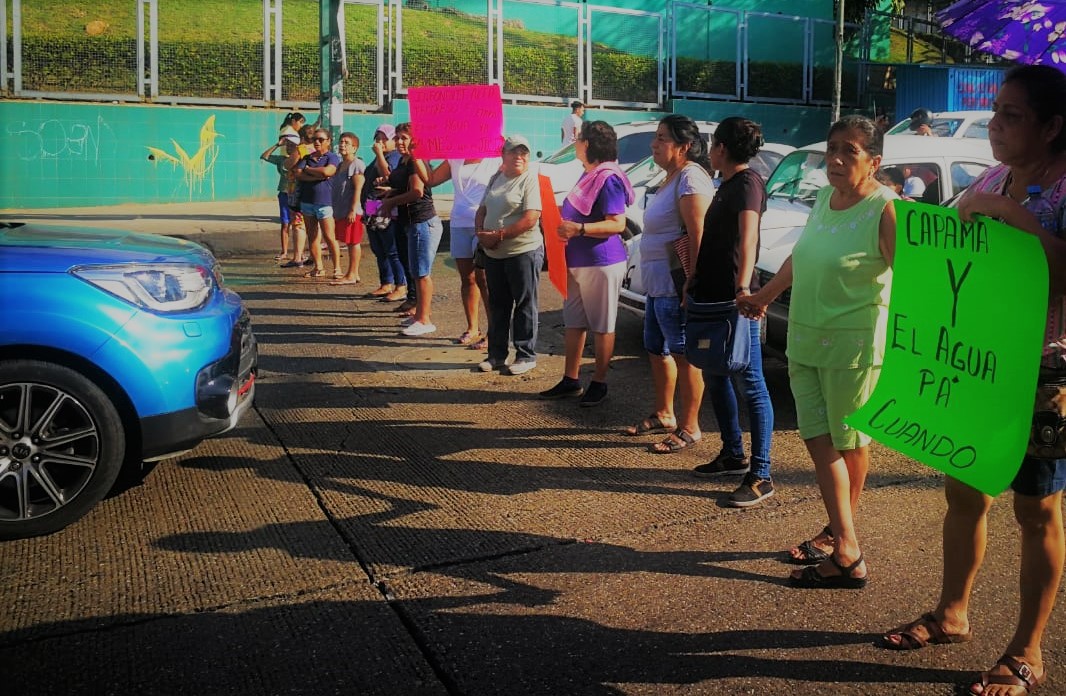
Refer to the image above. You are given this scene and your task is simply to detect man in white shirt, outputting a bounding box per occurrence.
[560,101,584,144]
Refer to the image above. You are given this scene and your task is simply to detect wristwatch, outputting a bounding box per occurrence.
[579,223,586,236]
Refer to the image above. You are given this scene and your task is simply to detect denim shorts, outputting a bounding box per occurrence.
[643,294,686,356]
[1012,456,1066,497]
[300,202,333,220]
[449,225,479,260]
[408,216,444,278]
[277,192,292,225]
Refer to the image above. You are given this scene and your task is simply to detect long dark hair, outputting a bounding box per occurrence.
[282,112,305,129]
[659,114,713,174]
[713,117,764,164]
[1003,64,1066,153]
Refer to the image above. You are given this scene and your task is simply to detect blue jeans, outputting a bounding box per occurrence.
[394,220,416,301]
[367,221,406,288]
[704,318,774,479]
[406,216,444,279]
[484,246,544,363]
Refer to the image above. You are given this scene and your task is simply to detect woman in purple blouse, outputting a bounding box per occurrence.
[539,120,634,406]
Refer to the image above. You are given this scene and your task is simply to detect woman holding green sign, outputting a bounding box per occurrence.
[740,115,897,590]
[880,65,1066,696]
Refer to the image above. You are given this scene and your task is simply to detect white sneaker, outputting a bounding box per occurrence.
[478,358,504,372]
[400,321,436,337]
[400,316,416,327]
[505,360,537,375]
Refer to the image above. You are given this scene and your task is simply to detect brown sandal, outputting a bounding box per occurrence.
[622,414,676,437]
[648,428,701,454]
[970,655,1045,694]
[879,612,972,650]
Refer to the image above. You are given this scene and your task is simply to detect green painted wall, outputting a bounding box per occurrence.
[0,97,830,209]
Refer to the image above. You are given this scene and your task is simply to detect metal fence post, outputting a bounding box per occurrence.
[12,0,21,95]
[264,0,283,103]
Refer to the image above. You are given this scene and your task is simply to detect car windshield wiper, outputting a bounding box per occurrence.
[768,175,803,197]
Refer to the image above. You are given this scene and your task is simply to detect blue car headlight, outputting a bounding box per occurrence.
[73,263,215,313]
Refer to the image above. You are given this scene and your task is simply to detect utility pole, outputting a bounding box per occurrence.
[320,0,346,141]
[832,0,844,123]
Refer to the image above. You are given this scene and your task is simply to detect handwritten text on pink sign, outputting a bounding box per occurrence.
[408,84,504,159]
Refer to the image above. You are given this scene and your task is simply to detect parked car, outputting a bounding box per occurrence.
[0,223,257,539]
[538,119,720,233]
[616,141,796,315]
[754,134,997,346]
[886,110,993,140]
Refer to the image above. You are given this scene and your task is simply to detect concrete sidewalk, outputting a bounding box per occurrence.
[0,201,1062,695]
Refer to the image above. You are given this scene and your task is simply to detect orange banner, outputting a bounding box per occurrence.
[538,174,567,298]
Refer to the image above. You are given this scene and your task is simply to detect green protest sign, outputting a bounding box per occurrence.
[844,201,1048,495]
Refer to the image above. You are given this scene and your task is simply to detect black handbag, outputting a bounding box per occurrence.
[1028,372,1066,459]
[684,297,751,375]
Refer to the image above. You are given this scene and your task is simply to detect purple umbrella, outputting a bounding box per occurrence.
[937,0,1066,69]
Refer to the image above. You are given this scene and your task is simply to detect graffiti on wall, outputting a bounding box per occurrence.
[7,115,113,163]
[146,116,223,199]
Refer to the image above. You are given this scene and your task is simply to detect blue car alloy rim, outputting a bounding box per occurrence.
[0,382,101,523]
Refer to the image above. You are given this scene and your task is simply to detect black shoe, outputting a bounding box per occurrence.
[728,473,774,508]
[540,377,582,399]
[692,451,749,478]
[579,380,608,407]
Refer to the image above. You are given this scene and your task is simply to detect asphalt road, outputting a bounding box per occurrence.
[1,200,1063,695]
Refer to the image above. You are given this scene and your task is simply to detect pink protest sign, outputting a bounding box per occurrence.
[407,84,505,159]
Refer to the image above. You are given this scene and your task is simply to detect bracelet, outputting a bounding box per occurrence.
[735,286,750,296]
[579,223,586,237]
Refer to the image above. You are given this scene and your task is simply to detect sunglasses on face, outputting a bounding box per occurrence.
[312,137,328,143]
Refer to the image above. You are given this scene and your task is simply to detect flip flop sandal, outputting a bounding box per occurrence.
[789,553,867,590]
[622,414,677,437]
[785,525,835,565]
[970,655,1045,695]
[879,612,972,651]
[303,269,325,278]
[468,336,488,351]
[648,428,701,454]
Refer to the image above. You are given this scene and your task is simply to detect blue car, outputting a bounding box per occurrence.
[0,223,257,539]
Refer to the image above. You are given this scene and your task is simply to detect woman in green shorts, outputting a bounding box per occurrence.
[741,115,897,589]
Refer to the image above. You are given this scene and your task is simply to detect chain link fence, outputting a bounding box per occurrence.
[3,1,988,112]
[16,1,137,98]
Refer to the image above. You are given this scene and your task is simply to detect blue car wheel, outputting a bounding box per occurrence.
[0,360,126,539]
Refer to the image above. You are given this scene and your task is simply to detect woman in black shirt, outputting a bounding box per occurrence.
[689,117,775,508]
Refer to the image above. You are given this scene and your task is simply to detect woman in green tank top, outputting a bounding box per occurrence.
[741,115,898,590]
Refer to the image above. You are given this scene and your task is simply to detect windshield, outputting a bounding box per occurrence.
[765,149,828,204]
[542,143,577,165]
[542,131,658,168]
[625,156,663,189]
[886,117,966,138]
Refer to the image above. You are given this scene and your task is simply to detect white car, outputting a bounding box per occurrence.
[616,142,796,316]
[538,119,719,233]
[886,110,993,140]
[754,134,998,346]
